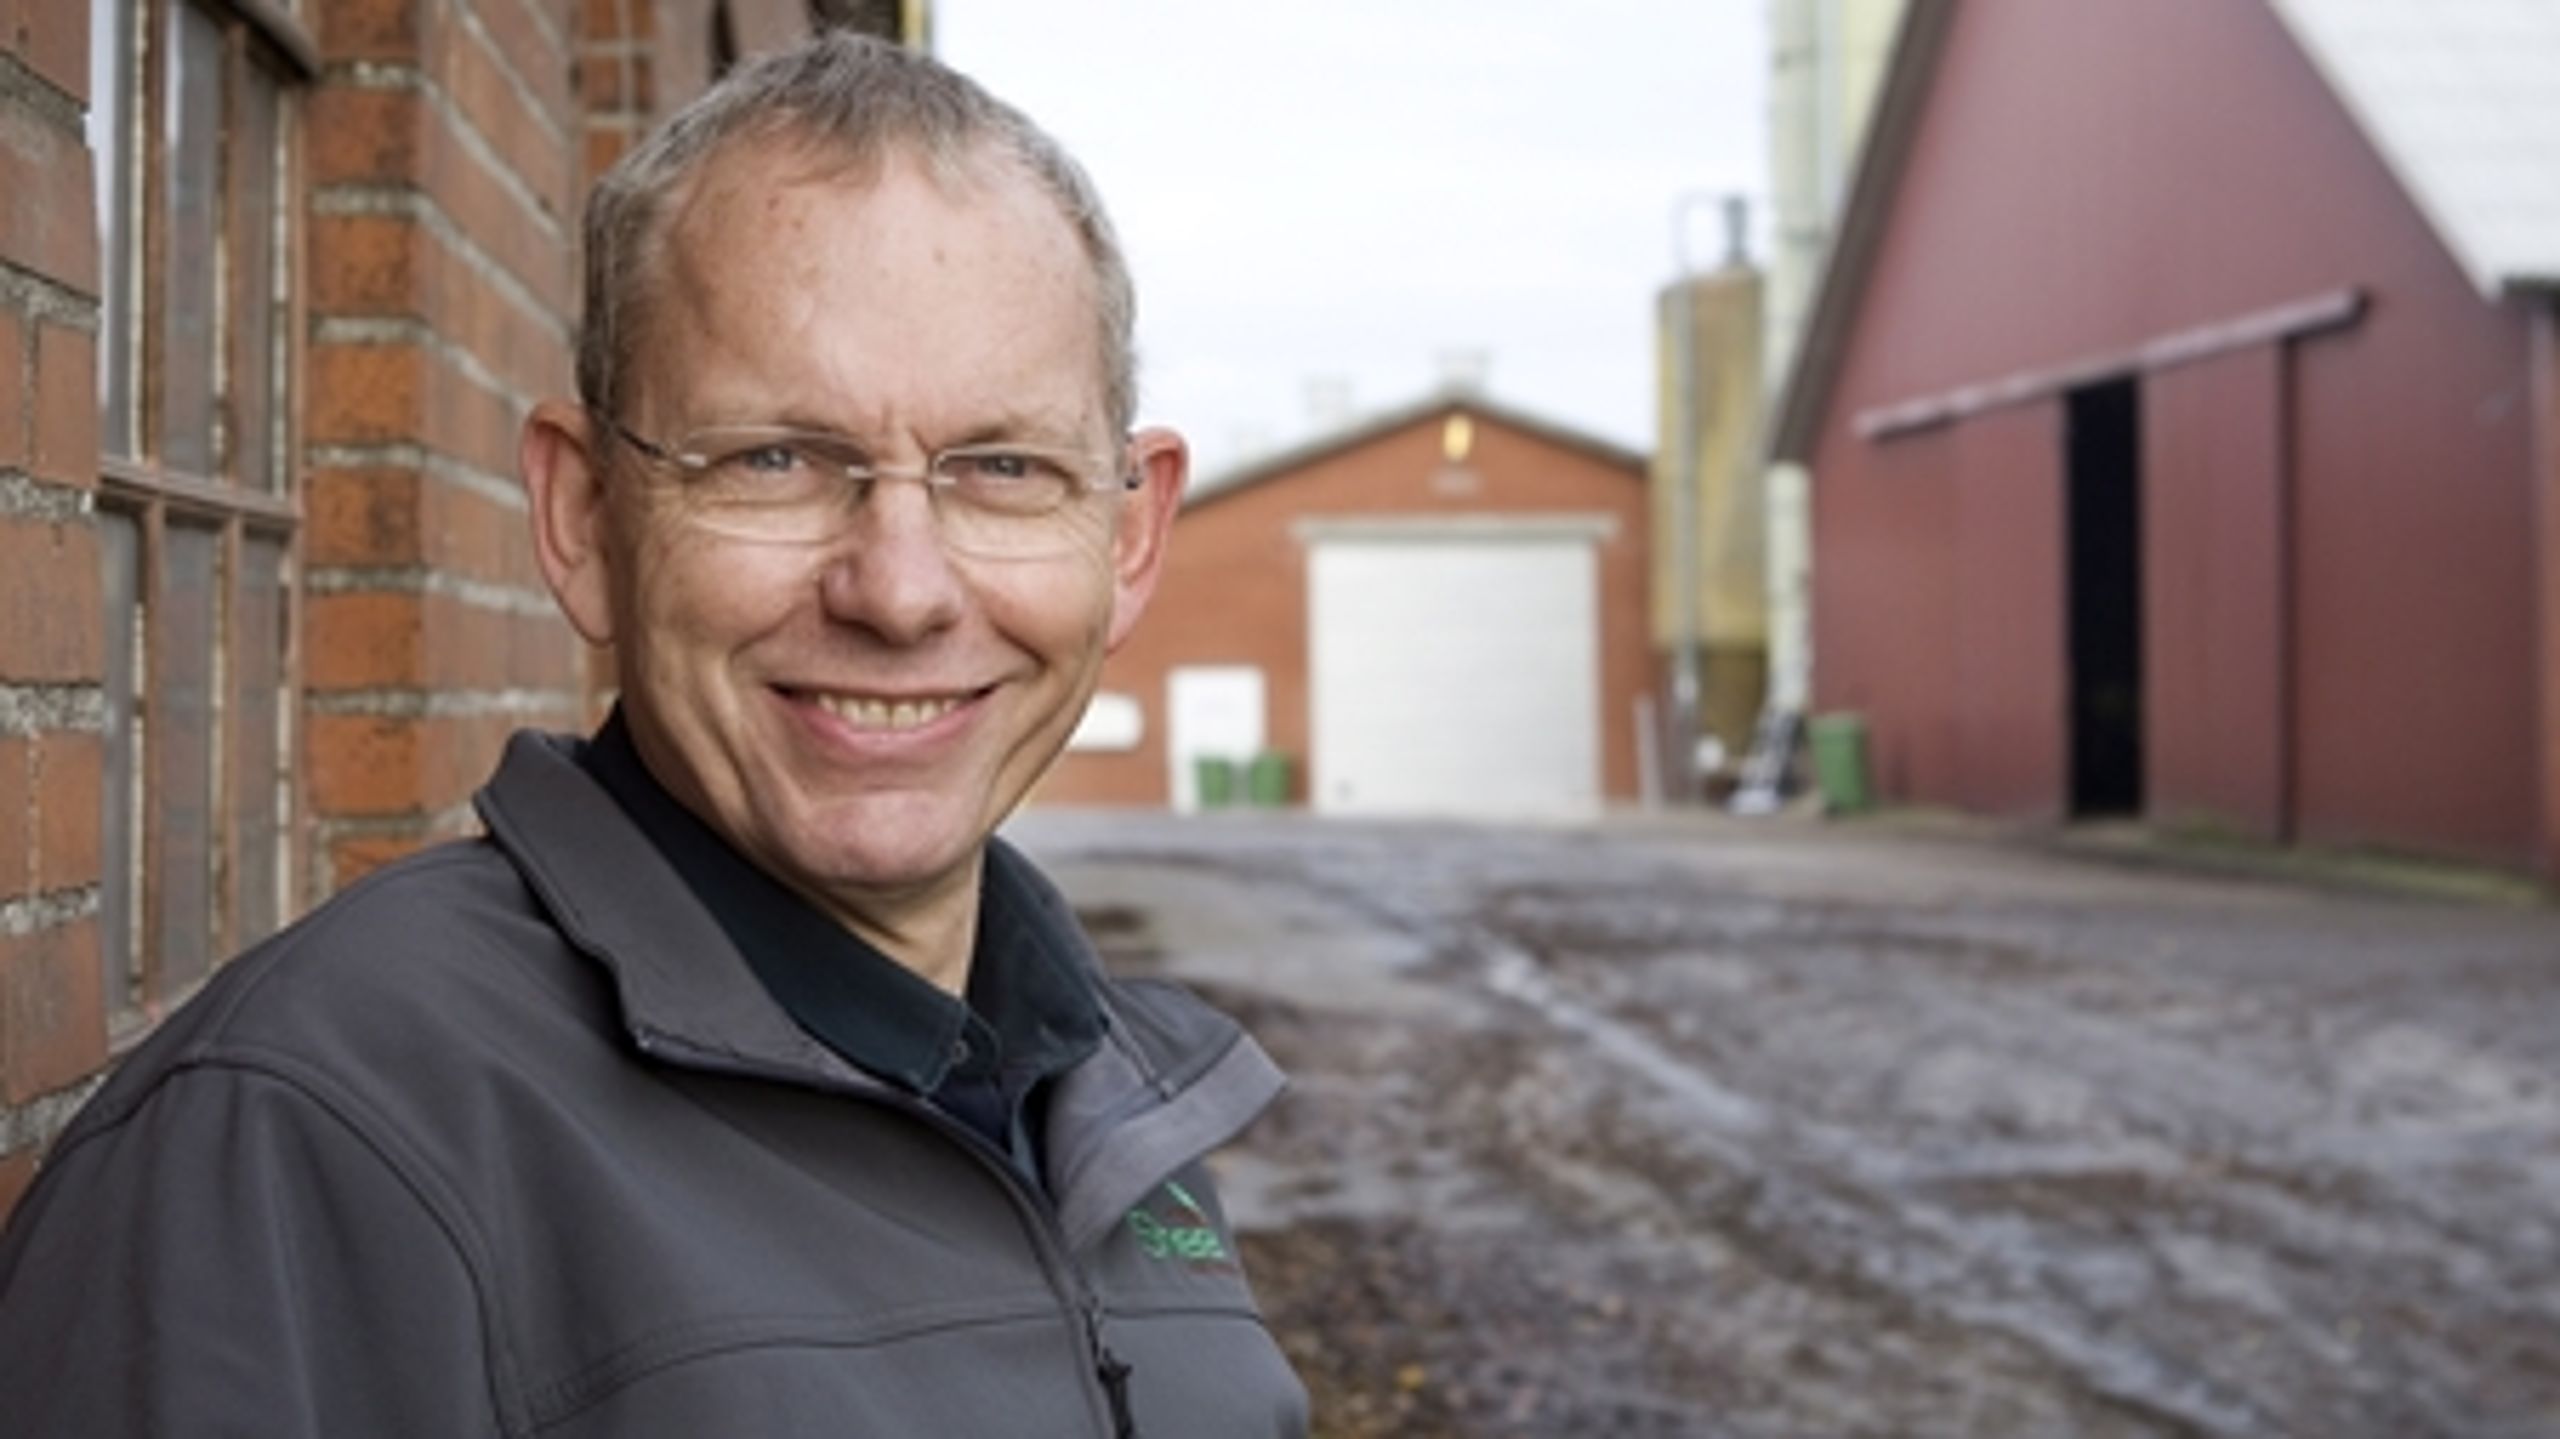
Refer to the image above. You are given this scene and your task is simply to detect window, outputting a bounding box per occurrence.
[89,0,308,1035]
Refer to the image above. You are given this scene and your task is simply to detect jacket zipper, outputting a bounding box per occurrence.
[907,1097,1143,1438]
[634,1033,1148,1437]
[1084,1289,1139,1439]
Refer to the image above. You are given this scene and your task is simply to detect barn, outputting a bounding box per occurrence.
[1771,0,2560,874]
[1034,391,1653,819]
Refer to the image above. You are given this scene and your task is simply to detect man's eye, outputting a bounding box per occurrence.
[733,444,808,475]
[946,450,1071,484]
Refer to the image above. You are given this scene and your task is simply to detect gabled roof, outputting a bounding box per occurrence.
[1184,387,1648,512]
[1771,0,2560,463]
[1767,0,1955,464]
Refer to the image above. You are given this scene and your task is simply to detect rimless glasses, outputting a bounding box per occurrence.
[603,417,1133,559]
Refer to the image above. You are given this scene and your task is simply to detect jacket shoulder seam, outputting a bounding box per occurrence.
[44,1049,524,1437]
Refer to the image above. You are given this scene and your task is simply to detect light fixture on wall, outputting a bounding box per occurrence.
[1433,411,1481,496]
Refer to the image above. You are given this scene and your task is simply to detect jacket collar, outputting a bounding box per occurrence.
[474,730,864,1088]
[573,710,1104,1096]
[474,728,1288,1245]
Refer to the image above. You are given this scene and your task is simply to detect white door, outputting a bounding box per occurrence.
[1166,666,1266,813]
[1308,529,1601,819]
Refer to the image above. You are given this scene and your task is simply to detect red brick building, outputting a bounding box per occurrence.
[1772,0,2560,877]
[0,0,920,1219]
[1037,392,1653,819]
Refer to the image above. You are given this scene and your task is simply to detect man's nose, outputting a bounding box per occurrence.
[813,476,966,644]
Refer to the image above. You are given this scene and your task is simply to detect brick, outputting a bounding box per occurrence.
[585,124,635,179]
[309,707,563,821]
[0,1146,35,1223]
[307,713,424,816]
[578,50,650,110]
[308,462,548,586]
[308,342,425,445]
[306,466,425,567]
[2,918,104,1105]
[308,88,424,187]
[0,106,99,295]
[317,0,424,60]
[306,590,426,690]
[582,0,653,41]
[0,516,104,682]
[18,0,88,106]
[0,305,24,467]
[30,323,96,489]
[0,731,97,901]
[0,737,28,895]
[34,732,100,892]
[309,213,425,315]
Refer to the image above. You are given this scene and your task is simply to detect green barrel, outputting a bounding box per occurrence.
[1194,756,1238,810]
[1245,751,1292,808]
[1809,713,1871,814]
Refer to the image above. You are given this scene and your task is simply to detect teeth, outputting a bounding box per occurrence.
[816,693,963,731]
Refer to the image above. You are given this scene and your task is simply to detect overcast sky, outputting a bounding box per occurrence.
[937,1,1770,480]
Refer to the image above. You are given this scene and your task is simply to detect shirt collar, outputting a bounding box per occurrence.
[579,708,1103,1094]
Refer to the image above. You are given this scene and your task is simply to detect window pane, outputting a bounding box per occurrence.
[97,507,143,1019]
[159,0,224,477]
[155,520,222,995]
[89,0,139,458]
[232,532,288,944]
[234,59,286,493]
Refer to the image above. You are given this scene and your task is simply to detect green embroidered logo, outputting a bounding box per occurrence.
[1125,1180,1232,1265]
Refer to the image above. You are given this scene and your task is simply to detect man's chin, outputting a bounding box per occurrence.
[779,809,982,904]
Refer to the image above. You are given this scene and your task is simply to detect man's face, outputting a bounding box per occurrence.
[566,144,1174,946]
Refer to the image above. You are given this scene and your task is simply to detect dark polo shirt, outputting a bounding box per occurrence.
[579,710,1104,1185]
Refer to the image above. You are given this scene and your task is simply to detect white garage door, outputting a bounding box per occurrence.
[1307,521,1605,819]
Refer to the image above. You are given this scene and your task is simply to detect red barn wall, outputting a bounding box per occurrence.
[1810,0,2538,864]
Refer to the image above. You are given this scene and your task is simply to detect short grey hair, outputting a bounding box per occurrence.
[577,31,1139,435]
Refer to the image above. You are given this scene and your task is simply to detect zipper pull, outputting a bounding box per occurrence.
[1096,1344,1137,1438]
[1084,1288,1138,1437]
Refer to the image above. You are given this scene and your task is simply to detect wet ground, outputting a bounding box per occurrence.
[1007,808,2560,1438]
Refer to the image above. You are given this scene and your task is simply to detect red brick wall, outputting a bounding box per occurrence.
[302,0,592,890]
[0,0,108,1218]
[1035,406,1654,809]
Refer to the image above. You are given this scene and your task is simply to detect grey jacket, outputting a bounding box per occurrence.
[0,732,1308,1436]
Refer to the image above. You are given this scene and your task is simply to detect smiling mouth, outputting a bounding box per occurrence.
[804,690,975,732]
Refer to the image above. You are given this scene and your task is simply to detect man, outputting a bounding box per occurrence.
[0,33,1307,1437]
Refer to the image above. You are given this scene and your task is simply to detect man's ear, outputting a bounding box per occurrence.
[521,400,619,646]
[1105,426,1188,651]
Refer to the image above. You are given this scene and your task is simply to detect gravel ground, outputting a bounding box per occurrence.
[1011,808,2560,1438]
